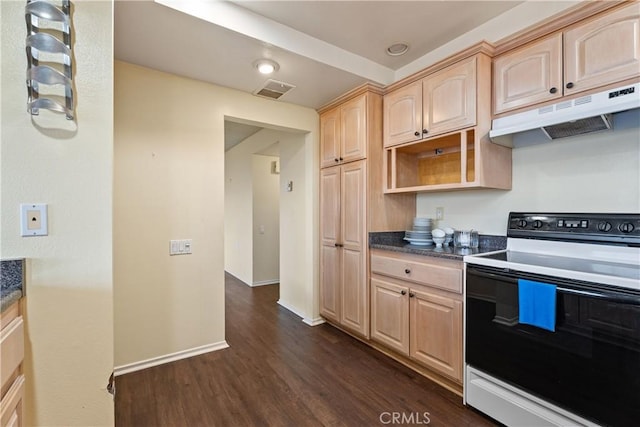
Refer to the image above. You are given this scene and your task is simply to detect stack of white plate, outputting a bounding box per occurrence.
[404,217,433,245]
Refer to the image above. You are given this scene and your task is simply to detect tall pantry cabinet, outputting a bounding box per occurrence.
[319,86,415,338]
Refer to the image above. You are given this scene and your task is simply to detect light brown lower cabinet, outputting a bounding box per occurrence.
[1,301,25,427]
[370,250,463,386]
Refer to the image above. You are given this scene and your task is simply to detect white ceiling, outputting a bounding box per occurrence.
[114,0,525,111]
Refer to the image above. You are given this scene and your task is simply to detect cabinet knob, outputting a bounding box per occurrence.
[549,87,557,94]
[404,268,411,274]
[422,129,428,134]
[414,131,420,137]
[409,292,415,298]
[339,157,343,161]
[334,158,339,163]
[401,290,407,295]
[566,82,574,89]
[334,243,343,248]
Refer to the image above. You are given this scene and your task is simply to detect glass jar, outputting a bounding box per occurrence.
[454,230,479,248]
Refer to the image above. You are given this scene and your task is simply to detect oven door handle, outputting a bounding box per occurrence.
[467,267,640,305]
[556,287,640,305]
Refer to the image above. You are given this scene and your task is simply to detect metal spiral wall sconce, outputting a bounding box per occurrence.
[25,0,74,120]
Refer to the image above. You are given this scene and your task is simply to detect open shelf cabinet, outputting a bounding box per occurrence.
[384,127,511,193]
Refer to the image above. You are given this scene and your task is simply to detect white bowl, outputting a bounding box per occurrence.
[432,236,446,248]
[431,228,445,238]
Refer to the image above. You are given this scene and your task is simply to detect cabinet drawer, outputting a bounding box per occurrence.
[371,253,462,293]
[1,317,24,393]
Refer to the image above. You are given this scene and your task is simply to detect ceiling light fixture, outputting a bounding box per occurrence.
[254,59,279,75]
[386,42,409,56]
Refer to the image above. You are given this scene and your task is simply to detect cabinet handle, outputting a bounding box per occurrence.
[566,82,574,89]
[404,268,411,274]
[339,157,343,161]
[401,290,407,295]
[334,158,339,163]
[414,131,420,137]
[422,129,428,134]
[549,87,557,94]
[409,292,415,298]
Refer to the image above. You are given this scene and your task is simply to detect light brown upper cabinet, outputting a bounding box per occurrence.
[494,3,640,115]
[384,57,476,148]
[383,48,512,193]
[493,34,563,115]
[320,93,367,168]
[564,3,640,95]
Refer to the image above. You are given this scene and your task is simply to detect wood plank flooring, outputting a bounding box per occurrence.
[115,273,497,426]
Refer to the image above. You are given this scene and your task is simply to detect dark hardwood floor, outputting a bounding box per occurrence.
[115,273,497,426]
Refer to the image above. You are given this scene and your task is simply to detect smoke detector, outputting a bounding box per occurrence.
[254,79,296,100]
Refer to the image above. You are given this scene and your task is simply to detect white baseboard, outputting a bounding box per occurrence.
[278,300,324,326]
[113,341,229,376]
[251,279,279,287]
[303,317,326,326]
[277,299,305,318]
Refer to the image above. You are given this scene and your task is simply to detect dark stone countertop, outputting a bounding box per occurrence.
[1,259,25,313]
[369,231,506,261]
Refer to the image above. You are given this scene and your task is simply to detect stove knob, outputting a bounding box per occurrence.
[517,219,528,229]
[597,221,612,232]
[533,220,544,229]
[619,222,635,233]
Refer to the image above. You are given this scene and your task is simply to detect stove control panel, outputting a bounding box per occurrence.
[507,213,640,245]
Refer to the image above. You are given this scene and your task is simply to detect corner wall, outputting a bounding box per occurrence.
[115,62,319,369]
[1,1,114,425]
[252,154,280,285]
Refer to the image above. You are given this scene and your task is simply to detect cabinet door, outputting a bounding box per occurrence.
[383,81,423,147]
[493,34,563,114]
[564,3,640,95]
[340,161,368,336]
[341,94,367,163]
[320,244,340,322]
[410,289,463,382]
[341,160,366,251]
[320,107,341,168]
[319,167,341,321]
[0,375,24,427]
[423,57,476,137]
[371,277,409,355]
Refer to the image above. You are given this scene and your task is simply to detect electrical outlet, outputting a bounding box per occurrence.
[436,207,444,221]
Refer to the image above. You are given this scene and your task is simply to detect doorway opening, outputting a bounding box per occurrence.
[223,119,308,318]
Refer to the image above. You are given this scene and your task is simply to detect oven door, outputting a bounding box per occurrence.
[466,265,640,427]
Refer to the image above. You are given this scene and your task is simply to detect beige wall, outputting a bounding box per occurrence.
[1,1,114,425]
[417,112,640,233]
[278,134,318,322]
[115,62,319,368]
[224,135,257,285]
[252,154,280,284]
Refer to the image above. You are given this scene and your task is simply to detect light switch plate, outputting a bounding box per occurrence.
[170,239,193,255]
[21,203,48,236]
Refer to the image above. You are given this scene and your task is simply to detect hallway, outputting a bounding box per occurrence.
[115,273,495,426]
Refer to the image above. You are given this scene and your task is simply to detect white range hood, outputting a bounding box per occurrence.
[489,82,640,147]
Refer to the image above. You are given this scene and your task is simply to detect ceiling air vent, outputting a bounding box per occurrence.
[254,79,296,100]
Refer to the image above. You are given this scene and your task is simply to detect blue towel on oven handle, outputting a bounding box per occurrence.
[518,279,557,332]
